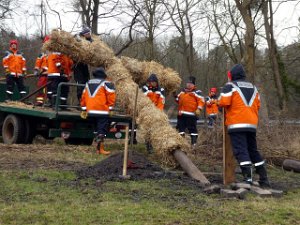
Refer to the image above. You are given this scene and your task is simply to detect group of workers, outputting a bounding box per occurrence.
[2,27,270,188]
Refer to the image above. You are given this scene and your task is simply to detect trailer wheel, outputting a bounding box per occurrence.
[2,114,25,144]
[65,138,93,146]
[23,120,36,144]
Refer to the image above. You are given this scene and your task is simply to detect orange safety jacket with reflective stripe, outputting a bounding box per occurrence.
[176,88,205,116]
[2,49,26,76]
[47,52,73,79]
[218,81,260,132]
[142,85,165,110]
[35,53,48,73]
[80,78,116,115]
[206,95,219,116]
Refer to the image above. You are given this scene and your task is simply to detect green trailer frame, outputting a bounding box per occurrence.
[0,82,131,145]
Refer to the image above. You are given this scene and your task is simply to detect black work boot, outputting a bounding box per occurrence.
[191,135,198,150]
[6,93,13,101]
[240,165,253,184]
[255,165,271,188]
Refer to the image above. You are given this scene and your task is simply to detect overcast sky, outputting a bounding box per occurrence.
[5,0,300,47]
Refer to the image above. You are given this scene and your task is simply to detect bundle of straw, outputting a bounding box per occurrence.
[121,56,181,94]
[44,29,189,166]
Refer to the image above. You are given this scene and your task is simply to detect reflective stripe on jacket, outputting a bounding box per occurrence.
[176,89,205,116]
[3,49,26,76]
[206,95,219,116]
[142,85,165,110]
[47,52,73,79]
[80,79,116,115]
[218,81,260,132]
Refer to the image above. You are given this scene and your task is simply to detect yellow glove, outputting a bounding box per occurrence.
[195,109,201,117]
[109,110,114,116]
[80,111,88,119]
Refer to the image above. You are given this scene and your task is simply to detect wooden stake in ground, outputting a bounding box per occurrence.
[122,125,130,177]
[223,110,236,184]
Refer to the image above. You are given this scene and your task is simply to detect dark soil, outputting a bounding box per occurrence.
[76,151,221,188]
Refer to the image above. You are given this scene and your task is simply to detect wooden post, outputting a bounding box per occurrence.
[173,149,210,186]
[223,110,236,185]
[122,125,130,176]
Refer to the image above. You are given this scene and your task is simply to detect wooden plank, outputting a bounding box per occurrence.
[223,110,236,185]
[122,125,130,176]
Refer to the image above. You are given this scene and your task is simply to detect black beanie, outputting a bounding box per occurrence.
[93,67,107,79]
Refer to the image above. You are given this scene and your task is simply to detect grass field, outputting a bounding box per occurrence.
[0,142,299,225]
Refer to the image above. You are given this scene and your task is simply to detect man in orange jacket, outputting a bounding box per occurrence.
[34,36,49,106]
[175,76,205,148]
[2,40,27,100]
[80,67,116,155]
[142,73,165,153]
[218,64,270,188]
[47,50,73,108]
[205,87,219,128]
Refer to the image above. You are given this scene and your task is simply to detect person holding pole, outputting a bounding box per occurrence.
[218,64,270,188]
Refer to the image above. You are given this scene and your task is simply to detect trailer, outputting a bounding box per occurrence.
[0,82,131,145]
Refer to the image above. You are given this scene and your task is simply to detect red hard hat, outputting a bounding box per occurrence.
[227,71,232,81]
[210,87,217,93]
[43,35,50,43]
[9,39,18,46]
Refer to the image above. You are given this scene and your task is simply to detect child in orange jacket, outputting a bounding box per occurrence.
[80,67,116,155]
[205,87,219,128]
[2,40,27,100]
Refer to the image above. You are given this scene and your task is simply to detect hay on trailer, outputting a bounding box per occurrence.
[44,29,190,167]
[121,56,181,94]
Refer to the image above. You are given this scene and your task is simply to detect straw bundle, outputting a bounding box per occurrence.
[44,29,189,166]
[121,56,181,94]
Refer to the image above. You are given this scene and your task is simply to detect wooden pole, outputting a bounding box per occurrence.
[122,125,130,176]
[223,110,236,184]
[173,149,210,185]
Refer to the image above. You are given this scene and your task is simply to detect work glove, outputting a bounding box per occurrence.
[80,111,88,119]
[195,109,201,117]
[109,110,114,116]
[33,70,39,76]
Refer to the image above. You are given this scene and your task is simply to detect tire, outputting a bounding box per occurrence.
[65,138,93,146]
[22,119,36,144]
[2,114,25,144]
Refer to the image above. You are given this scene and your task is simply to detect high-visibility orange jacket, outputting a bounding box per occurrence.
[218,81,260,132]
[35,53,48,73]
[142,85,165,110]
[80,78,116,115]
[2,49,26,76]
[176,88,205,116]
[206,94,219,116]
[47,52,73,79]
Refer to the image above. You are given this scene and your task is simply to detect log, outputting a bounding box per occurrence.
[173,149,210,185]
[282,159,300,173]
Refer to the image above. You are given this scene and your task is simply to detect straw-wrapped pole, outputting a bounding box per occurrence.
[43,30,210,185]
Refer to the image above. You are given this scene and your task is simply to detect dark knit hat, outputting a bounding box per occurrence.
[79,27,91,36]
[230,64,246,81]
[93,67,107,79]
[187,76,196,85]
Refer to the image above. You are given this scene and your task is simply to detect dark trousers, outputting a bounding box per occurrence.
[73,63,89,101]
[177,114,198,135]
[6,75,26,98]
[47,77,69,104]
[95,117,109,136]
[229,132,263,165]
[208,115,217,127]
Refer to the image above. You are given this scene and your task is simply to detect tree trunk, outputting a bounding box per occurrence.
[283,159,300,173]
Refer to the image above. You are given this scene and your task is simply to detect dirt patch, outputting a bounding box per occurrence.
[76,151,215,188]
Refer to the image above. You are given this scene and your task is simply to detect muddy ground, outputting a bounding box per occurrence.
[0,143,299,192]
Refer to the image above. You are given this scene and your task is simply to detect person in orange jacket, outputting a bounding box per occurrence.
[218,64,270,188]
[34,36,50,106]
[175,76,205,148]
[205,87,219,128]
[2,40,27,100]
[80,67,116,155]
[142,73,165,153]
[46,49,73,108]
